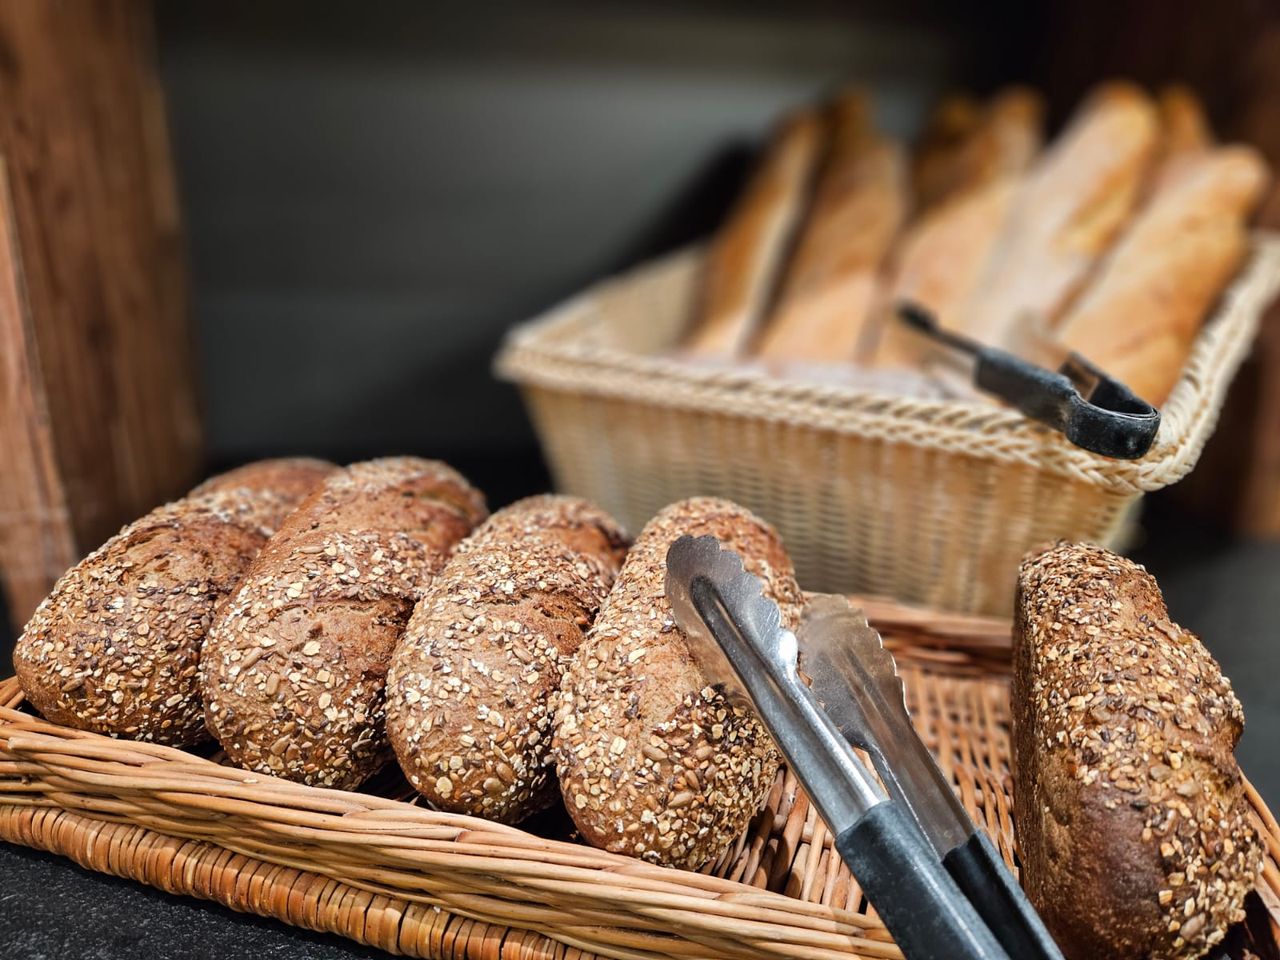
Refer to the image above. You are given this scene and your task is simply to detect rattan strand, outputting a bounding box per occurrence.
[494,235,1280,612]
[1,601,1278,960]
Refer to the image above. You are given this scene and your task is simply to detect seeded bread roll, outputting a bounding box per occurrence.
[1014,542,1261,960]
[13,458,337,746]
[386,496,627,823]
[553,497,803,869]
[191,457,338,507]
[201,457,486,788]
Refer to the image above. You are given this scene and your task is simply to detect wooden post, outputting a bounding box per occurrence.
[0,1,201,629]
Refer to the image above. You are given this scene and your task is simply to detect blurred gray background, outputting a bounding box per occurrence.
[157,0,1038,467]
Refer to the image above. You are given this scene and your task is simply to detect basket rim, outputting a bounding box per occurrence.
[495,232,1280,495]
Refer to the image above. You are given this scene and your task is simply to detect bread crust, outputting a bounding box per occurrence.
[958,82,1158,349]
[874,89,1043,367]
[201,457,486,788]
[386,495,626,823]
[1055,146,1268,404]
[686,111,824,356]
[553,497,803,869]
[1013,542,1261,960]
[14,459,336,746]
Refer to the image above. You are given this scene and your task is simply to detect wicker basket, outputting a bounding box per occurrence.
[2,600,1278,959]
[495,234,1280,615]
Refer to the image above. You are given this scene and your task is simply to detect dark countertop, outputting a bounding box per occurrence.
[2,496,1278,959]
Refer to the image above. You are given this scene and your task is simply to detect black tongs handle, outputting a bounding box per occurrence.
[836,803,1010,960]
[944,832,1064,960]
[898,303,1160,460]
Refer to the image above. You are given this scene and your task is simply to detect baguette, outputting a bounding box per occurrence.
[957,83,1159,349]
[201,457,486,788]
[1154,86,1212,188]
[756,92,907,361]
[912,92,982,212]
[1014,542,1260,960]
[873,89,1043,367]
[553,497,803,869]
[685,111,824,356]
[386,496,626,823]
[13,458,336,746]
[1055,146,1268,404]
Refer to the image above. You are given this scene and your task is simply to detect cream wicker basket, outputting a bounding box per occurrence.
[496,234,1280,615]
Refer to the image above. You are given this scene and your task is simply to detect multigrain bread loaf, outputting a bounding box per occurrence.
[756,90,906,362]
[1013,542,1260,960]
[386,496,627,823]
[553,497,804,869]
[201,457,486,788]
[13,458,337,746]
[957,83,1158,350]
[874,89,1044,368]
[1055,146,1268,404]
[685,111,824,356]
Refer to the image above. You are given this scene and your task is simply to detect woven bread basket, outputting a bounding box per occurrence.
[495,234,1280,616]
[2,598,1278,959]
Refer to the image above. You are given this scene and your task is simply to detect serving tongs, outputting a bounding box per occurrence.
[896,301,1160,460]
[665,535,1064,960]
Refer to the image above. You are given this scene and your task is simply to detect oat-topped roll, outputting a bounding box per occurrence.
[201,457,486,788]
[1014,542,1260,960]
[553,497,804,869]
[386,496,627,823]
[14,458,337,746]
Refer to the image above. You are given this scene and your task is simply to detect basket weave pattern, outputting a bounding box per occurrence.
[496,236,1280,614]
[2,602,1278,960]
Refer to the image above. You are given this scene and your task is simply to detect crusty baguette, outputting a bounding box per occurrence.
[957,83,1159,350]
[201,457,486,788]
[553,497,803,869]
[756,94,907,361]
[386,496,626,823]
[1014,542,1260,960]
[14,458,337,746]
[1155,86,1212,186]
[912,92,981,212]
[685,111,824,355]
[873,89,1044,368]
[1055,146,1268,404]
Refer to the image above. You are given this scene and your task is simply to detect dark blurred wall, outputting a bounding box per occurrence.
[155,1,1036,471]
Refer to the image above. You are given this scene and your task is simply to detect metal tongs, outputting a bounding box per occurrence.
[665,535,1064,960]
[896,302,1160,460]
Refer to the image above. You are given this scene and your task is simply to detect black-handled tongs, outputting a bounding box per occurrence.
[665,535,1064,960]
[897,302,1160,460]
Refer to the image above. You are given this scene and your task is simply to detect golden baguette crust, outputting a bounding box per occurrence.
[14,459,336,746]
[874,89,1043,368]
[387,496,627,823]
[1014,542,1260,960]
[686,111,824,356]
[201,457,486,788]
[912,93,981,212]
[756,105,906,361]
[553,497,803,869]
[958,83,1159,349]
[1056,146,1268,404]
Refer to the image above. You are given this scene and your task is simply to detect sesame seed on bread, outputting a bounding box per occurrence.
[1014,542,1260,960]
[201,457,486,788]
[553,497,803,869]
[387,495,627,823]
[14,459,336,746]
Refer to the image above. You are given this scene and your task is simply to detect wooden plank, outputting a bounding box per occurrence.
[0,1,202,628]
